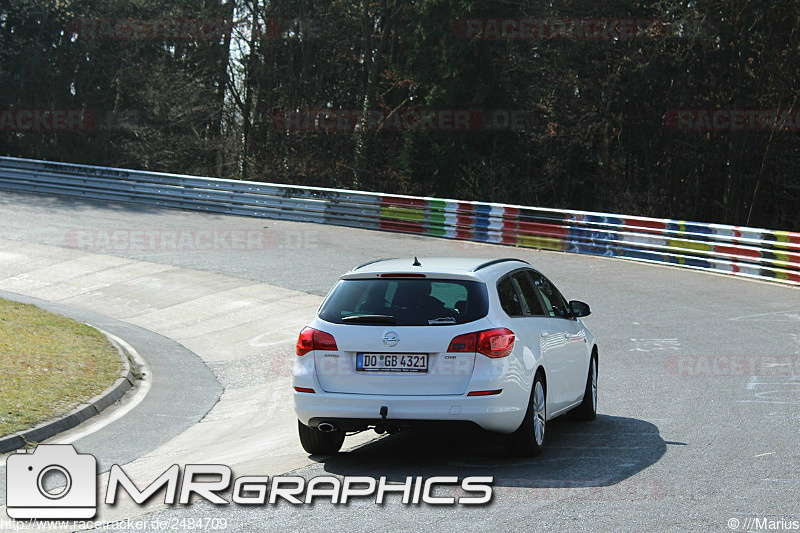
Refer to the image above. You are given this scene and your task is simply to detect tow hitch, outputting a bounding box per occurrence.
[375,405,390,434]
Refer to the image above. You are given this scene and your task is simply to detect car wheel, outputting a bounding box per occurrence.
[297,420,345,455]
[504,372,546,457]
[570,354,597,421]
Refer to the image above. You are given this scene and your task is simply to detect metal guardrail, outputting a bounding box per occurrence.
[1,155,798,286]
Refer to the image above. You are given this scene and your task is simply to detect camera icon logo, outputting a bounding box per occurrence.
[6,444,97,520]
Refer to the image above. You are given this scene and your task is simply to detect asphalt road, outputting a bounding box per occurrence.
[1,190,798,532]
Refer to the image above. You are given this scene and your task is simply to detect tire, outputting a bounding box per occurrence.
[569,353,597,421]
[298,420,345,455]
[504,372,547,457]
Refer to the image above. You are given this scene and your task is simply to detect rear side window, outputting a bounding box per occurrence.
[318,279,489,326]
[529,271,568,317]
[514,272,547,316]
[497,277,523,317]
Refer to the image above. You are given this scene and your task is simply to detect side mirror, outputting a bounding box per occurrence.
[568,300,591,318]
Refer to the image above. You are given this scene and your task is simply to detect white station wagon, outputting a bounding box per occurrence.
[293,257,598,456]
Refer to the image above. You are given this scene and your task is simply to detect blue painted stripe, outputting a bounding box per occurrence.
[473,204,491,241]
[682,256,711,269]
[683,222,712,235]
[566,228,619,257]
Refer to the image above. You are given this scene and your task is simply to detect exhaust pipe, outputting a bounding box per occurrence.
[317,422,336,433]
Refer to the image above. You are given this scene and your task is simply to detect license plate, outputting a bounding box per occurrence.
[356,353,428,372]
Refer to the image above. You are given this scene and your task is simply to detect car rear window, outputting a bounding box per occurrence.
[318,278,489,326]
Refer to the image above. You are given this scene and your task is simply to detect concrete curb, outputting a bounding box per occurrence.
[0,328,140,453]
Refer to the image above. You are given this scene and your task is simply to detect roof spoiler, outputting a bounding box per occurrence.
[471,258,529,272]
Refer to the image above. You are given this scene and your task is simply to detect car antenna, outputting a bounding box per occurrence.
[412,256,422,267]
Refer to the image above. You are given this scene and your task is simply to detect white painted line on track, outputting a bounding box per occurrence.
[50,330,151,445]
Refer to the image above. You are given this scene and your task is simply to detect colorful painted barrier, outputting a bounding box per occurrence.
[1,156,798,286]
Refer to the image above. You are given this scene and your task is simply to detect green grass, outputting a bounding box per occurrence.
[0,299,122,438]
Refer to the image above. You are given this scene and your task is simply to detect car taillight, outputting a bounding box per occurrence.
[477,328,515,358]
[296,327,338,356]
[447,328,514,358]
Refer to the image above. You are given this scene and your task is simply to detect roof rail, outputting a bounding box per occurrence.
[353,258,396,271]
[471,258,529,272]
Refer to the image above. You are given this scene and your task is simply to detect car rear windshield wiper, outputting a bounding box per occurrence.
[342,314,397,324]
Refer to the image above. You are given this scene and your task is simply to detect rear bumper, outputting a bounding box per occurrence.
[294,390,525,434]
